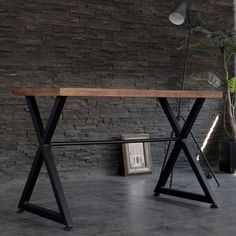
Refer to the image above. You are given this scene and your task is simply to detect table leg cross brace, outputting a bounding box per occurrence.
[18,96,73,230]
[154,98,219,207]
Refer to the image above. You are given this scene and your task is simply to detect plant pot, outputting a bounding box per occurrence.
[219,141,236,174]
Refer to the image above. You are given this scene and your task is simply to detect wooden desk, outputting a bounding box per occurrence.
[13,88,222,230]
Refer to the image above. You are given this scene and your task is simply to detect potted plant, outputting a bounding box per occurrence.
[181,22,236,173]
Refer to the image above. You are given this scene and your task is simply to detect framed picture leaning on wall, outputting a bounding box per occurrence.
[121,133,152,176]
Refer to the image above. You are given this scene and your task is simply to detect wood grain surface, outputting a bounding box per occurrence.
[12,87,223,98]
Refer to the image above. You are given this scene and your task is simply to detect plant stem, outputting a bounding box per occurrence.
[222,45,236,142]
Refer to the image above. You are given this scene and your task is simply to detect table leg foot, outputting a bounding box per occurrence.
[153,192,160,197]
[205,172,212,179]
[211,204,219,209]
[64,226,73,231]
[17,208,24,213]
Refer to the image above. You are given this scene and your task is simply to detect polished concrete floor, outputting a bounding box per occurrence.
[0,170,236,236]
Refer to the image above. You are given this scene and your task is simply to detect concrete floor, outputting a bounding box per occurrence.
[0,170,236,236]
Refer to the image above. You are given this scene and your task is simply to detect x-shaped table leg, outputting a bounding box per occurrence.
[154,98,219,207]
[18,96,73,230]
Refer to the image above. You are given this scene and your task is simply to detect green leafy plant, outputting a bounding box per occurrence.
[184,22,236,142]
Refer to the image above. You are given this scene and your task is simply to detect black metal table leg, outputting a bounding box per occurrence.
[18,94,219,230]
[18,96,73,229]
[154,98,219,207]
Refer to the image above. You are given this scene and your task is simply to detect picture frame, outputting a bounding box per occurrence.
[121,133,152,176]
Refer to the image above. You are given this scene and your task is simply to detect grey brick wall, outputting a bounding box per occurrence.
[0,0,234,177]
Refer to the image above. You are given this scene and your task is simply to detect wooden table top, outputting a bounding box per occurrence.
[12,87,223,99]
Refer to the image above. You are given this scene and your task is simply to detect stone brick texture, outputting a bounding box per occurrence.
[0,0,234,178]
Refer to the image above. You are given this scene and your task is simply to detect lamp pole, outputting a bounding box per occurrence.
[160,2,220,187]
[176,10,192,120]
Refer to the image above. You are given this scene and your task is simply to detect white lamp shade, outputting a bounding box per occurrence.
[169,2,187,25]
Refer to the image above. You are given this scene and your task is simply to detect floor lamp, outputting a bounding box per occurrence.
[161,2,220,187]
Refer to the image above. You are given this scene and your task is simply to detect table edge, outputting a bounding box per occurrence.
[12,87,223,98]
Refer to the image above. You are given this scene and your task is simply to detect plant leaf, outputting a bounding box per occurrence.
[192,26,212,35]
[177,43,211,52]
[198,20,225,32]
[228,77,236,93]
[227,44,236,55]
[190,72,221,88]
